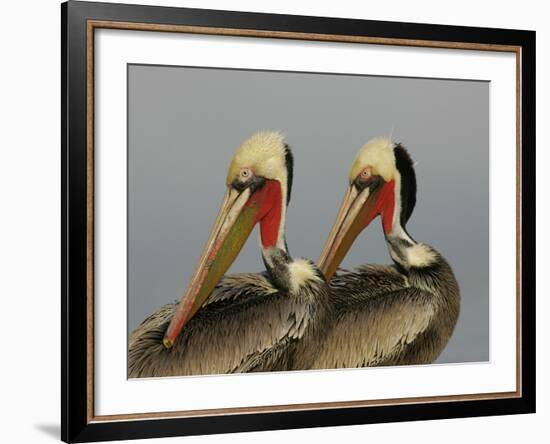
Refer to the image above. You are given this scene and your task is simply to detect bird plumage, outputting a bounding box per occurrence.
[312,252,459,369]
[129,269,329,377]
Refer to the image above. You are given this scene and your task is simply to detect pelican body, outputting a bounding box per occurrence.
[313,138,460,368]
[129,132,329,377]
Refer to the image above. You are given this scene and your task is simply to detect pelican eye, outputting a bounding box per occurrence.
[238,167,253,182]
[358,167,373,182]
[232,168,265,193]
[354,166,379,191]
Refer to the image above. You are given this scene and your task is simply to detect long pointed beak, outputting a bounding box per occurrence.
[318,185,380,280]
[163,187,258,348]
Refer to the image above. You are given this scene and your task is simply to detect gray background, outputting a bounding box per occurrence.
[128,64,489,364]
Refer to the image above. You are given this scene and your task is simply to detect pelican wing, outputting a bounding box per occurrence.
[128,272,311,377]
[311,265,437,369]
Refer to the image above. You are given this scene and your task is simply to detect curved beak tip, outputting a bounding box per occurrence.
[163,338,174,349]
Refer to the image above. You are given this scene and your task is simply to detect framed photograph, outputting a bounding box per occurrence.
[62,1,535,442]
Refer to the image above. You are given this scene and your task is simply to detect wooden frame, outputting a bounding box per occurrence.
[62,1,536,442]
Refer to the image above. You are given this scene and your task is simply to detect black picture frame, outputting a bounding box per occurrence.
[62,1,536,442]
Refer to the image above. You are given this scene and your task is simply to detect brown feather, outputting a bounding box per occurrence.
[311,250,460,369]
[128,270,330,378]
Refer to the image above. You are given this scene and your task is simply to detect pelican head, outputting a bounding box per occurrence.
[163,131,293,348]
[318,137,417,280]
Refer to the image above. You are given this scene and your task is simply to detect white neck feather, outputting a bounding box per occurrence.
[386,172,436,269]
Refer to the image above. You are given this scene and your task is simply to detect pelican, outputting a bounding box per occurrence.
[128,131,329,377]
[312,137,460,368]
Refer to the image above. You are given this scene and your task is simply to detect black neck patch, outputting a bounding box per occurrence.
[261,247,292,293]
[284,144,294,205]
[394,143,417,226]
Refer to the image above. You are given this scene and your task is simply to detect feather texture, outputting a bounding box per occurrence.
[129,270,329,378]
[311,254,460,369]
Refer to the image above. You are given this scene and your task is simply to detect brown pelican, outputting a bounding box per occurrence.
[129,131,329,377]
[312,137,460,368]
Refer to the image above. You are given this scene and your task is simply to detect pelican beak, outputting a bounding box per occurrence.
[318,184,382,280]
[163,186,258,348]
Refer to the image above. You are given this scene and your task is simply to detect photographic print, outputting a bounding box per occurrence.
[127,65,487,377]
[62,2,534,440]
